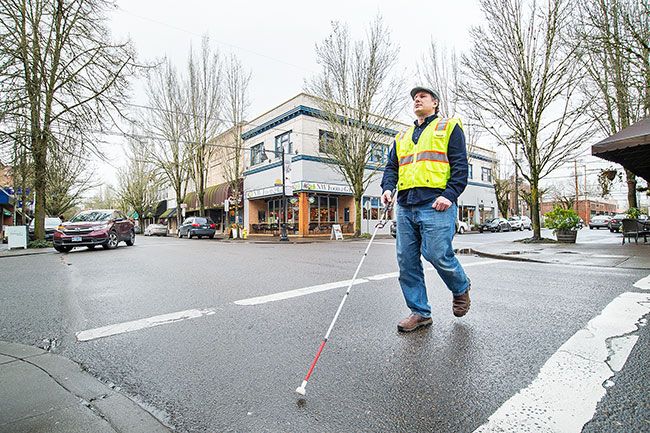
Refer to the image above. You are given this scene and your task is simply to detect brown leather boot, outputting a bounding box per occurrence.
[397,314,433,332]
[453,287,471,317]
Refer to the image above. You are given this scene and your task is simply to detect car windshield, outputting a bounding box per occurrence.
[194,217,210,224]
[613,214,626,219]
[70,211,112,222]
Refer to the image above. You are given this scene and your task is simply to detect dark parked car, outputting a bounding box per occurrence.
[52,209,135,253]
[479,218,512,233]
[589,215,610,229]
[608,213,627,232]
[178,216,216,239]
[29,217,62,241]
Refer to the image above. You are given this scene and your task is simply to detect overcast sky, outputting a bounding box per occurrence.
[98,0,644,208]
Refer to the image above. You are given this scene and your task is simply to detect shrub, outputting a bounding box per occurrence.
[28,240,53,249]
[543,206,580,232]
[626,207,641,219]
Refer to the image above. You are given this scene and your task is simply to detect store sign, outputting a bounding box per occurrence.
[298,182,352,194]
[331,224,344,240]
[246,186,283,199]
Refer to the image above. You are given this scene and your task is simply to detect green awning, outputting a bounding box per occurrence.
[2,209,11,216]
[159,208,177,219]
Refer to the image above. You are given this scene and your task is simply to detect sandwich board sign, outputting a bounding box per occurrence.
[331,224,344,240]
[7,225,27,250]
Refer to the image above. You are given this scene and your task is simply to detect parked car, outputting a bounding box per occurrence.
[178,216,217,239]
[589,215,610,230]
[144,223,168,236]
[507,215,532,231]
[29,217,62,241]
[456,219,469,234]
[608,213,627,232]
[52,209,135,253]
[479,218,512,233]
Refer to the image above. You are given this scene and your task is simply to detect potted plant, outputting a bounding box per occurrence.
[626,207,641,219]
[544,206,580,243]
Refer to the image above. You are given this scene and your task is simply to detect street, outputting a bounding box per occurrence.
[1,229,649,432]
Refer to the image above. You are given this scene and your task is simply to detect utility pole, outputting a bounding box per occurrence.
[280,147,289,242]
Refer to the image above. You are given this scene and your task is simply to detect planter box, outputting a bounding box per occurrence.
[556,229,577,243]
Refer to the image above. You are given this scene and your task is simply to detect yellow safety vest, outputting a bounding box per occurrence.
[395,117,462,191]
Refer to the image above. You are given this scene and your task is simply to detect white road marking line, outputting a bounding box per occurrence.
[593,254,627,258]
[234,279,369,306]
[234,259,499,306]
[76,308,216,342]
[473,291,650,433]
[634,274,650,290]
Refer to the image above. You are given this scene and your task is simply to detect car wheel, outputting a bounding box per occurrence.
[87,245,95,250]
[103,231,119,249]
[497,226,502,233]
[209,234,215,239]
[589,226,593,229]
[610,229,614,232]
[54,245,72,253]
[458,226,465,234]
[125,230,135,246]
[187,231,192,239]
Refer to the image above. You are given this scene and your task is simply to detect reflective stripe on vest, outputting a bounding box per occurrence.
[395,117,461,191]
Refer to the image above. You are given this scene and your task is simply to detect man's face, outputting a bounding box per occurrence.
[413,91,438,117]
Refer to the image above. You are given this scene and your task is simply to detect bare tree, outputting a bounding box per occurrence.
[117,136,161,230]
[185,36,223,216]
[44,149,95,217]
[418,41,483,155]
[0,0,136,240]
[576,0,648,208]
[219,54,251,228]
[458,0,591,240]
[417,42,460,118]
[141,58,190,232]
[85,185,119,210]
[492,161,513,218]
[306,17,404,236]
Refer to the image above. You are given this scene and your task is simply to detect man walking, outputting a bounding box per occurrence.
[381,86,471,332]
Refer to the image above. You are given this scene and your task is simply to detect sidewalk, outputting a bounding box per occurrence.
[0,341,170,433]
[471,237,650,270]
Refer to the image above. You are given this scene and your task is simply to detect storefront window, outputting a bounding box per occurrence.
[362,197,381,219]
[309,195,338,224]
[267,196,299,223]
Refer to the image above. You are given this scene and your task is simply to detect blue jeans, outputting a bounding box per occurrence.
[396,201,470,318]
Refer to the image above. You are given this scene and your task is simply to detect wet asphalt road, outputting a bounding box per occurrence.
[1,229,648,432]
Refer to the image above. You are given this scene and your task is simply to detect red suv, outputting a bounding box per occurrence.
[53,209,135,253]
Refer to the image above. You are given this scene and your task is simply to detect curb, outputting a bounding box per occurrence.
[469,248,548,264]
[0,249,54,259]
[0,341,172,432]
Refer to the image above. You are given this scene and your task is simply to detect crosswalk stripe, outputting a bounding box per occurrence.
[473,291,650,432]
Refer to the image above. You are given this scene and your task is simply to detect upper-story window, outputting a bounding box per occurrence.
[251,143,265,166]
[468,163,473,180]
[319,129,335,153]
[481,167,492,183]
[368,142,389,164]
[275,132,292,157]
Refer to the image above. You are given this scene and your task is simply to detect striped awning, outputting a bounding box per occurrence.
[182,182,232,211]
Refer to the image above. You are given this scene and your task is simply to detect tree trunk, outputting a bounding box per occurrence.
[530,183,541,240]
[354,194,362,237]
[626,169,638,208]
[32,135,47,241]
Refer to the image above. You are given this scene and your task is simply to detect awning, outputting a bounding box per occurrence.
[159,208,177,219]
[592,117,650,182]
[183,182,234,211]
[3,208,11,216]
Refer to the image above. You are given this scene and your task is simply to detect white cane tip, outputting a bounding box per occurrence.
[295,386,306,396]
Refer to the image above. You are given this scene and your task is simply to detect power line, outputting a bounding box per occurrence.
[116,6,314,73]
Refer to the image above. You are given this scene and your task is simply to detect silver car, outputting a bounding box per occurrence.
[144,223,168,236]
